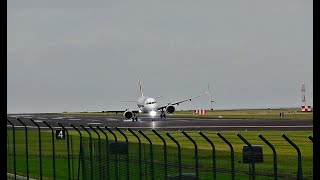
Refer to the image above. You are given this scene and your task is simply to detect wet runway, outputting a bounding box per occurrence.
[7,113,313,131]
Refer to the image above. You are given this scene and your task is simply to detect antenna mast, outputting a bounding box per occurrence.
[301,82,306,106]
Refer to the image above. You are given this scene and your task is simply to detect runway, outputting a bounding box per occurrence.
[6,113,313,131]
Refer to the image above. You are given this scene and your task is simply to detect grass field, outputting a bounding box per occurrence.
[171,108,313,120]
[7,129,313,180]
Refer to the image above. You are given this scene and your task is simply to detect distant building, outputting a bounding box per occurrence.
[301,105,312,112]
[193,109,208,115]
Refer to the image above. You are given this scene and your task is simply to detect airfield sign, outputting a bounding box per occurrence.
[56,130,65,140]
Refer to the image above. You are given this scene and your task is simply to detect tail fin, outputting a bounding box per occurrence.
[139,77,144,97]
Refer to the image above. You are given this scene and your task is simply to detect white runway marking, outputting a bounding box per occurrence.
[123,119,144,122]
[36,117,48,120]
[19,114,34,117]
[87,119,100,122]
[87,123,102,125]
[9,115,34,118]
[69,119,82,121]
[106,118,119,121]
[34,120,44,123]
[52,117,64,120]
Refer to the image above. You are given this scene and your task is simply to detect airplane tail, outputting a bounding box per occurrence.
[139,77,144,97]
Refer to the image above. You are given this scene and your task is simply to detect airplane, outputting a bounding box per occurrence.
[105,78,208,122]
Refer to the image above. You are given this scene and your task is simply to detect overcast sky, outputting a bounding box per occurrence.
[7,0,313,113]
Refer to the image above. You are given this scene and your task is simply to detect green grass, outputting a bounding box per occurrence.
[7,129,313,179]
[170,108,313,120]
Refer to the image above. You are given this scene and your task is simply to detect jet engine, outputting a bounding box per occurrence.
[123,110,134,119]
[166,105,175,114]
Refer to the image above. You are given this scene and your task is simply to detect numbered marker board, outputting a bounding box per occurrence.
[56,130,66,140]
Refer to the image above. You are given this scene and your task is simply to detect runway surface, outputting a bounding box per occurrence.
[6,113,313,131]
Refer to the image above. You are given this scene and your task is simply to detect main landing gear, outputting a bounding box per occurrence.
[160,111,166,119]
[132,114,138,122]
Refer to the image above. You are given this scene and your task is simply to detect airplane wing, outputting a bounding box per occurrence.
[102,110,139,114]
[102,101,139,114]
[157,91,208,111]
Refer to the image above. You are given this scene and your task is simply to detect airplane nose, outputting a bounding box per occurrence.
[147,104,157,111]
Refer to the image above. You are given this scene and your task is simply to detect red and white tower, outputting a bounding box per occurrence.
[300,83,312,112]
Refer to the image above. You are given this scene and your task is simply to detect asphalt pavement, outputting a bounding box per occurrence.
[6,113,313,131]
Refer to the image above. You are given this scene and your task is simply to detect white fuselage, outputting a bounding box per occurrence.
[137,97,159,115]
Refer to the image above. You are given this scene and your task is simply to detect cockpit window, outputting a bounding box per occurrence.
[147,101,157,105]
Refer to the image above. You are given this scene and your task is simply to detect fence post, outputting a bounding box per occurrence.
[258,134,277,180]
[138,130,154,180]
[70,124,86,180]
[16,118,29,180]
[308,135,313,142]
[217,132,235,180]
[7,119,16,180]
[128,128,142,179]
[166,132,182,178]
[89,125,102,180]
[43,121,56,180]
[181,131,198,179]
[105,126,119,180]
[96,126,110,180]
[57,122,71,180]
[70,135,75,180]
[115,127,130,180]
[29,119,43,180]
[282,134,303,180]
[105,127,117,141]
[199,131,216,180]
[152,129,167,179]
[80,124,94,180]
[237,133,256,180]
